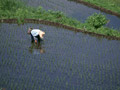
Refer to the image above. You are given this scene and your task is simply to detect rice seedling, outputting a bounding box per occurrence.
[0,18,120,90]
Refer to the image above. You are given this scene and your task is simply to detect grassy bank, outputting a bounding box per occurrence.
[83,0,120,14]
[0,0,120,38]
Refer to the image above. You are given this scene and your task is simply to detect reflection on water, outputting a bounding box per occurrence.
[0,88,6,90]
[29,42,45,54]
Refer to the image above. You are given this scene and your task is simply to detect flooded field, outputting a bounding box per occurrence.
[0,23,120,90]
[21,0,120,30]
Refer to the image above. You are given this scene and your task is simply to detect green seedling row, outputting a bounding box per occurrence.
[0,2,120,90]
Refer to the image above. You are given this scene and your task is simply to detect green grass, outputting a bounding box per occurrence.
[0,0,120,38]
[83,0,120,14]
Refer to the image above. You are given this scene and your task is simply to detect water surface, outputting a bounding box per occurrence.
[0,23,120,90]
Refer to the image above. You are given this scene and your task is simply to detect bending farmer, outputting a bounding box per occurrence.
[28,28,45,43]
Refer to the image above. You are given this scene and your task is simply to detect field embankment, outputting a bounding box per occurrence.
[0,0,120,40]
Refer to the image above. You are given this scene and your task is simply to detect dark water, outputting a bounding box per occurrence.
[21,0,120,30]
[0,23,120,90]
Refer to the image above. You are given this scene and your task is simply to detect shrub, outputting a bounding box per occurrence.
[86,13,108,29]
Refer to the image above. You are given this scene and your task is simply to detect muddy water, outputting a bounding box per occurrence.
[0,23,120,90]
[21,0,120,30]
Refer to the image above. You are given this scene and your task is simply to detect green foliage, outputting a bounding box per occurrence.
[0,0,120,38]
[48,10,65,18]
[0,0,25,11]
[34,6,45,18]
[86,13,108,28]
[34,7,65,21]
[15,8,29,24]
[0,0,27,19]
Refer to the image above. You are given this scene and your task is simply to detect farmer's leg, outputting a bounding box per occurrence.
[30,34,34,42]
[38,35,43,42]
[36,35,42,42]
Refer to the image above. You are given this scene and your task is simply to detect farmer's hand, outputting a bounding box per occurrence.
[35,40,37,44]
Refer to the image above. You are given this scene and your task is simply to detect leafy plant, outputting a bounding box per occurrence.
[86,13,108,28]
[15,8,29,24]
[34,6,45,18]
[0,0,25,11]
[48,10,65,18]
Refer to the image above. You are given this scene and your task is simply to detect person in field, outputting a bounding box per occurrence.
[28,28,45,43]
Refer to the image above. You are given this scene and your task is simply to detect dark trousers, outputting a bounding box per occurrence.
[31,34,42,43]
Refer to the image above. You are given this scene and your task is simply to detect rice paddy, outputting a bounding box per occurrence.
[0,23,120,90]
[1,0,120,90]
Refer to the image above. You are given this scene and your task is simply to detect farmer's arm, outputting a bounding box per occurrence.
[32,36,38,43]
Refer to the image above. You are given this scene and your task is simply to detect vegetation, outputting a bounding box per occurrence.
[1,23,120,90]
[0,0,25,18]
[86,13,108,29]
[83,0,120,14]
[0,0,120,38]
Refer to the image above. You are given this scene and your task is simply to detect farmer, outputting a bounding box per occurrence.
[28,28,45,43]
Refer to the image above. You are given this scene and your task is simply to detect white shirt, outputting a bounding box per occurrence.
[31,29,45,39]
[31,29,40,37]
